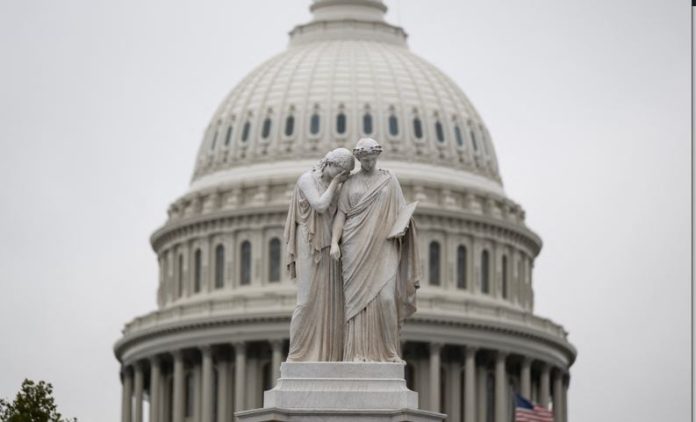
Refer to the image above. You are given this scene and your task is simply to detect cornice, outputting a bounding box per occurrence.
[114,307,575,367]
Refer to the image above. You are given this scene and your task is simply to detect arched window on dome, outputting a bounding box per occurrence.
[470,129,479,152]
[224,125,233,146]
[481,250,490,294]
[268,238,281,282]
[388,114,399,136]
[194,249,202,293]
[362,112,373,135]
[310,113,320,135]
[479,124,489,154]
[241,121,251,142]
[413,117,423,139]
[214,244,225,289]
[336,112,347,135]
[502,255,509,299]
[435,120,445,143]
[240,241,252,285]
[428,241,440,286]
[177,254,184,298]
[454,125,464,147]
[457,245,467,289]
[284,115,295,137]
[210,127,219,151]
[261,117,272,139]
[162,254,169,298]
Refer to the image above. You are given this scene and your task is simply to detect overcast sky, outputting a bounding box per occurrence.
[0,1,690,421]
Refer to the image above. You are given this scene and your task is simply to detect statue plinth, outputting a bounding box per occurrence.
[236,362,445,421]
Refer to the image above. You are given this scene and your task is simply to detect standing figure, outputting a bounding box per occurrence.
[284,148,355,362]
[331,138,420,362]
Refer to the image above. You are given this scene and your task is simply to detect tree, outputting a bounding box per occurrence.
[0,379,77,422]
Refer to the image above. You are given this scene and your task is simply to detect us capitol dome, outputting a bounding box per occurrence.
[115,1,576,421]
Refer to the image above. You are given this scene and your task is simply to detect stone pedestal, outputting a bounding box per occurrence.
[236,362,445,422]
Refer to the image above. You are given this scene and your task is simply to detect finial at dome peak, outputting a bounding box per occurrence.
[310,0,387,23]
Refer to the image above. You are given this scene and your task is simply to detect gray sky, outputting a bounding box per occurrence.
[0,1,690,421]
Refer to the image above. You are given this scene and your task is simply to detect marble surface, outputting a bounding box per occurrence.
[263,362,418,410]
[236,408,446,422]
[236,362,445,422]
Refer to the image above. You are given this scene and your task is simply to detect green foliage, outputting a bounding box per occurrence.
[0,379,77,422]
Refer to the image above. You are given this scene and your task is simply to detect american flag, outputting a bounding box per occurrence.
[514,393,554,422]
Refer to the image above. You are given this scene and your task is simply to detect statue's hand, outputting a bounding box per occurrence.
[335,170,349,184]
[330,242,341,260]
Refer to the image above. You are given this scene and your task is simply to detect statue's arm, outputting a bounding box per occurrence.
[330,210,346,260]
[298,173,341,214]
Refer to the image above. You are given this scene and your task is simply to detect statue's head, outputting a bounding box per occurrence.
[353,138,383,158]
[320,147,355,177]
[353,138,382,172]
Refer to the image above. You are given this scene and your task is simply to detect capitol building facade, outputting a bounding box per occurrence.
[114,1,576,421]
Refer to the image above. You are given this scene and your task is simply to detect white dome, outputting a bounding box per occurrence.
[115,3,575,420]
[192,2,501,191]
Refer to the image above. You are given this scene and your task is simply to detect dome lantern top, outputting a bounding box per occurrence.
[310,0,388,23]
[290,0,407,46]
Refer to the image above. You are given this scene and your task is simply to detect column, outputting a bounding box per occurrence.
[271,340,283,387]
[476,366,487,422]
[539,363,550,409]
[161,373,170,422]
[133,363,144,422]
[416,356,430,403]
[464,348,477,422]
[195,362,202,422]
[429,342,442,412]
[217,359,229,422]
[446,360,461,422]
[553,369,564,422]
[494,352,507,422]
[234,342,247,412]
[201,347,214,422]
[520,357,532,399]
[173,351,185,422]
[246,354,259,408]
[563,375,569,422]
[149,357,161,422]
[121,367,133,422]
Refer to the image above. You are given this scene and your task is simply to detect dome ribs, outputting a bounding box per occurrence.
[252,47,301,162]
[390,45,444,161]
[299,41,335,155]
[407,51,466,168]
[323,40,342,150]
[191,37,505,189]
[276,44,316,154]
[370,41,410,156]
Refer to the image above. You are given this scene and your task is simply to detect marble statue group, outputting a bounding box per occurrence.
[284,138,420,364]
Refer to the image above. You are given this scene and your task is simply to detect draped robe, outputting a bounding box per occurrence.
[338,170,420,362]
[283,171,344,362]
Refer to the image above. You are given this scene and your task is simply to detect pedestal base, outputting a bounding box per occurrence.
[236,408,445,422]
[236,362,445,422]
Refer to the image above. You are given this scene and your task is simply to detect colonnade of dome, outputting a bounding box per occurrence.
[115,1,576,421]
[118,341,569,422]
